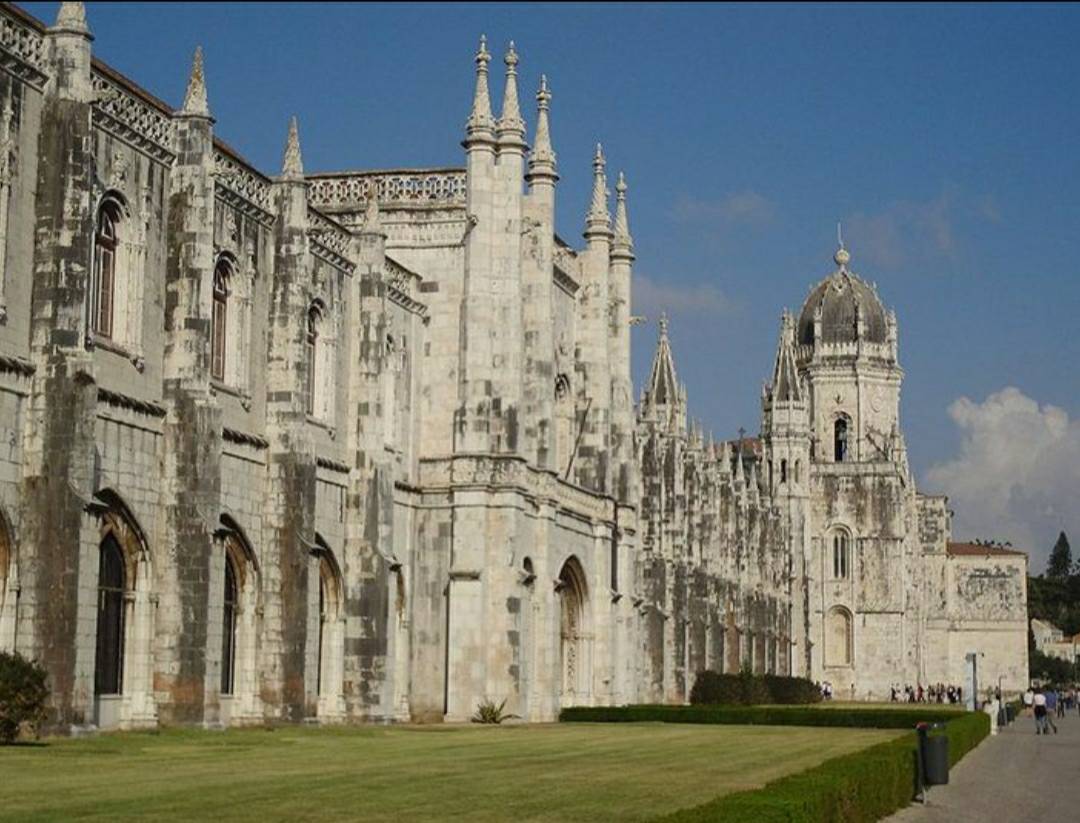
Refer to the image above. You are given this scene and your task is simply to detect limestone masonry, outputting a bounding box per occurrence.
[0,3,1027,731]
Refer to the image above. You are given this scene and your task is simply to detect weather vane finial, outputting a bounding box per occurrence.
[837,221,844,250]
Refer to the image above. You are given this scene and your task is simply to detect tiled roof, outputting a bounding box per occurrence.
[947,542,1027,558]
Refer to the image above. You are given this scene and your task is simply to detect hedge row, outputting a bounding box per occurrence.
[560,705,989,822]
[689,671,822,706]
[560,704,967,729]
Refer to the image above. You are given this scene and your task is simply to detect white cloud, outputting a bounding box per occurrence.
[923,387,1080,572]
[672,190,775,226]
[632,272,738,318]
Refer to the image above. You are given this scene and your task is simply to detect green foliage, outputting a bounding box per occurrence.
[471,698,512,724]
[560,705,989,823]
[1029,649,1075,685]
[689,670,821,706]
[0,651,49,744]
[1048,531,1073,579]
[560,704,966,729]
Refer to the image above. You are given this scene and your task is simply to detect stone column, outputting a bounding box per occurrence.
[18,3,98,730]
[158,46,221,725]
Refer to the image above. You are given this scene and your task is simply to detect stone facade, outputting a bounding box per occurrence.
[0,4,1027,732]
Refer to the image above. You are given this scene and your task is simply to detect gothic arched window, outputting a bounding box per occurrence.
[305,305,320,416]
[832,531,850,580]
[834,416,850,462]
[92,200,121,339]
[211,259,230,381]
[95,535,125,696]
[221,553,238,695]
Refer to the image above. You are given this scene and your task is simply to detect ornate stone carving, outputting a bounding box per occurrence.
[91,70,176,163]
[213,149,273,221]
[0,13,47,89]
[307,170,467,209]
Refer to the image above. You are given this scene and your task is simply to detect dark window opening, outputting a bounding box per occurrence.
[92,202,120,339]
[834,417,849,462]
[221,555,238,695]
[95,535,125,696]
[211,261,229,381]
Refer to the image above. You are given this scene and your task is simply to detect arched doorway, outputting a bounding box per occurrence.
[313,541,345,720]
[558,557,589,704]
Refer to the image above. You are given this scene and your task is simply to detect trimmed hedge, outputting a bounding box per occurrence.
[560,704,967,729]
[689,670,821,705]
[560,705,990,822]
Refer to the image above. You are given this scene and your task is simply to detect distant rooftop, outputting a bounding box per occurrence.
[947,542,1027,559]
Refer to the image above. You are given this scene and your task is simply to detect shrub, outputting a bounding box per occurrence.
[688,670,822,706]
[471,698,512,724]
[0,651,49,744]
[561,704,967,729]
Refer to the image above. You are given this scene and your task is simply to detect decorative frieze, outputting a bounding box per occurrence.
[91,69,176,164]
[308,169,467,210]
[0,11,47,90]
[308,209,355,274]
[213,148,273,225]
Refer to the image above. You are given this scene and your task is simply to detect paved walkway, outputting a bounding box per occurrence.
[886,707,1080,822]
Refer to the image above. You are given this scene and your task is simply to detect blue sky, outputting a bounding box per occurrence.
[24,3,1080,566]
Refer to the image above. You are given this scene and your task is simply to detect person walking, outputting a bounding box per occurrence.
[1056,689,1066,719]
[1034,688,1048,735]
[1044,689,1059,733]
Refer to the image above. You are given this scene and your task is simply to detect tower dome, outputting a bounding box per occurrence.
[796,245,888,346]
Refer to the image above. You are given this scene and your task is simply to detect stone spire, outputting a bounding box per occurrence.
[181,46,210,118]
[281,116,303,180]
[770,310,801,403]
[53,2,90,34]
[644,313,679,407]
[496,41,525,144]
[612,171,634,255]
[464,35,494,144]
[526,74,557,181]
[585,143,611,237]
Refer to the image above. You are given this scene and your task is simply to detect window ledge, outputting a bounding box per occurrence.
[211,380,253,411]
[87,332,145,372]
[306,415,336,439]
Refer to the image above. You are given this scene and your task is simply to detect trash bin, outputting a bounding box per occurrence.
[922,734,949,786]
[1005,704,1015,724]
[916,722,950,790]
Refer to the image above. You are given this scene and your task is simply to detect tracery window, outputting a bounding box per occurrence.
[211,260,230,381]
[95,535,125,696]
[221,553,238,695]
[92,200,121,339]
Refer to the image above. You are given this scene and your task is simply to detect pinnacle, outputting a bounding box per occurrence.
[497,39,525,142]
[528,73,557,180]
[465,34,495,141]
[281,116,303,180]
[181,46,210,117]
[585,142,611,236]
[54,2,90,34]
[613,171,633,252]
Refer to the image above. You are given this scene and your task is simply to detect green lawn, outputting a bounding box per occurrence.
[0,722,899,822]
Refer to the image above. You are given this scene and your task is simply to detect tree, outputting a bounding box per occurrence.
[1047,531,1072,580]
